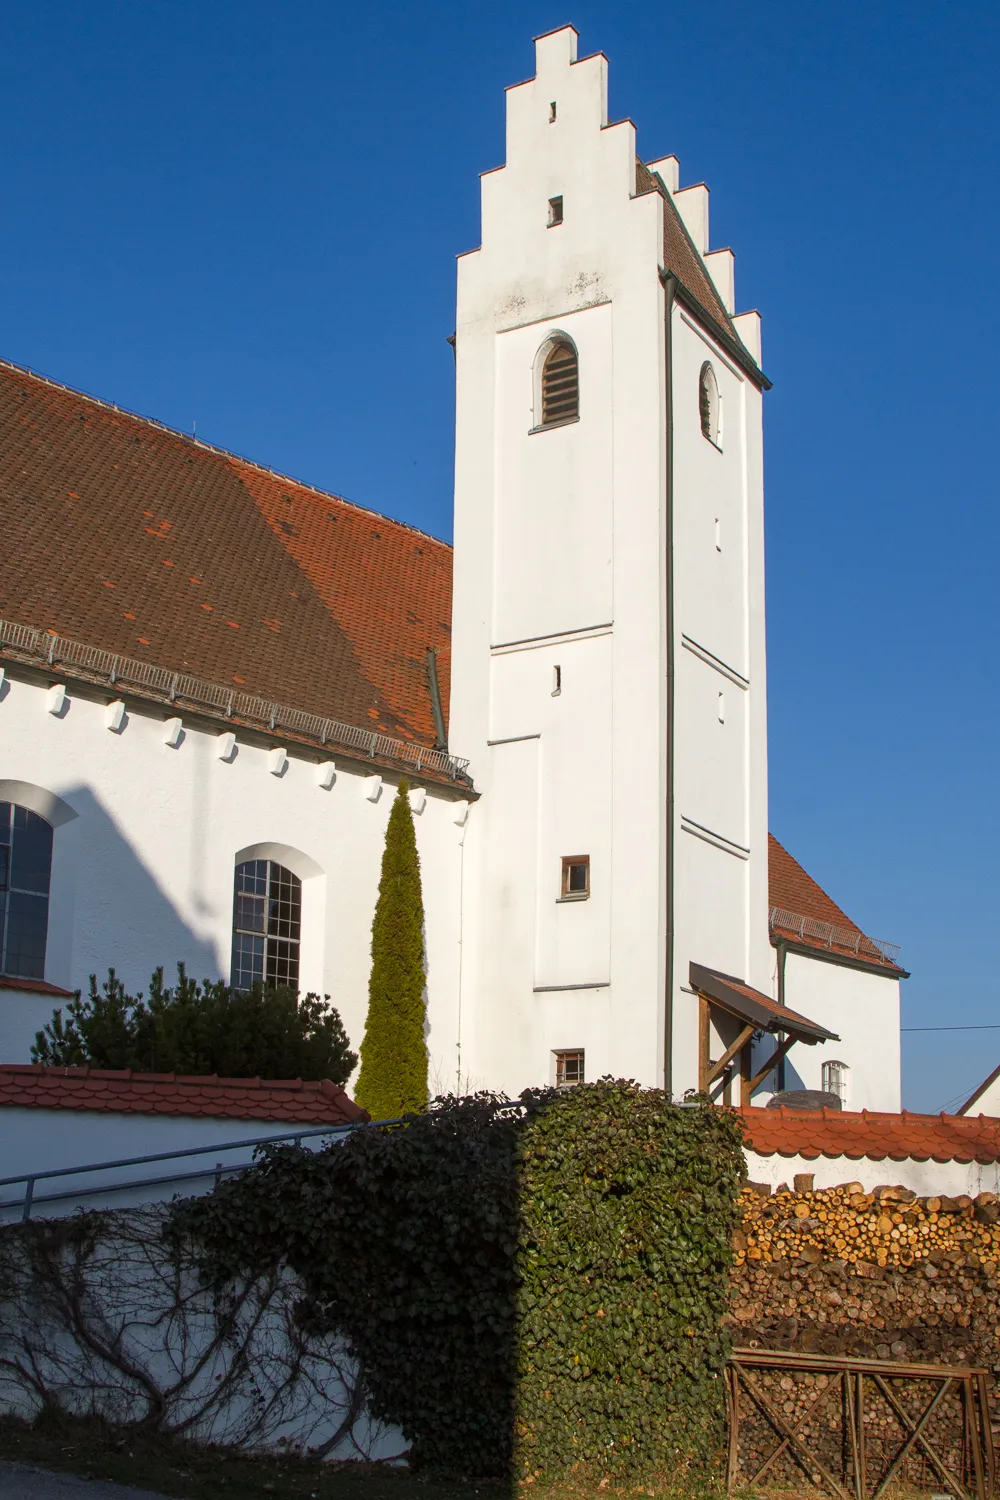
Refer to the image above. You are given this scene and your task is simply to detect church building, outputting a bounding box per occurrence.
[0,28,905,1111]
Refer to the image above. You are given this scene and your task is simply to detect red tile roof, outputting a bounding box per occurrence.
[741,1105,1000,1166]
[768,833,904,975]
[0,360,452,753]
[0,1064,367,1126]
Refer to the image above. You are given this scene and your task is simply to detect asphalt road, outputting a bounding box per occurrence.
[0,1460,174,1499]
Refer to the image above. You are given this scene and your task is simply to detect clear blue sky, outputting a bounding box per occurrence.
[2,2,997,1113]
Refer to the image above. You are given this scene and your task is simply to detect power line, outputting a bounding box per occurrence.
[902,1024,1000,1032]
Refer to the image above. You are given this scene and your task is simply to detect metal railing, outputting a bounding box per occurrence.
[0,616,470,783]
[769,905,901,967]
[0,1118,401,1222]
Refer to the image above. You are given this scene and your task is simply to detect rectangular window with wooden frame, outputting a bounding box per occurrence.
[560,855,590,900]
[554,1049,585,1088]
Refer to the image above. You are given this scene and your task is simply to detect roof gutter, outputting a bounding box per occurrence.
[661,267,677,1097]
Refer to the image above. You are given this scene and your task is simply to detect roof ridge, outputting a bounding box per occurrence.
[0,1062,337,1091]
[0,356,451,551]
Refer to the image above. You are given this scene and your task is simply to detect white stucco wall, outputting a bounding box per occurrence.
[772,949,902,1112]
[0,672,467,1094]
[0,1105,351,1223]
[744,1147,1000,1199]
[448,27,769,1098]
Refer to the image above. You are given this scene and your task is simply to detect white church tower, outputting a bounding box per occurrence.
[449,26,772,1097]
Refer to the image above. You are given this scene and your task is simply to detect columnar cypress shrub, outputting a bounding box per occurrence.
[355,780,429,1120]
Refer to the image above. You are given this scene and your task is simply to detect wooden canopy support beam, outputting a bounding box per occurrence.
[707,1024,756,1088]
[744,1033,797,1103]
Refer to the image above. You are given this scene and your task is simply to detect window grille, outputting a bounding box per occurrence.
[231,859,302,990]
[822,1060,848,1103]
[541,340,579,426]
[0,803,53,979]
[699,360,720,446]
[555,1049,585,1087]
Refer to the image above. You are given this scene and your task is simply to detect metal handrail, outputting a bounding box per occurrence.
[0,1115,404,1221]
[0,616,471,782]
[769,904,901,966]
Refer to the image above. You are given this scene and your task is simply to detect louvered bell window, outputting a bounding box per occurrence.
[540,340,579,427]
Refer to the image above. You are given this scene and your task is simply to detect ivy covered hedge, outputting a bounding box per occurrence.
[170,1081,744,1478]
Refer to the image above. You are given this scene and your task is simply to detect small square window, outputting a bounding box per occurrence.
[547,195,563,227]
[555,1049,585,1087]
[560,855,590,899]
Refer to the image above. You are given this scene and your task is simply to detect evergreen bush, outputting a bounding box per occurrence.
[172,1081,745,1478]
[354,781,429,1120]
[32,964,357,1083]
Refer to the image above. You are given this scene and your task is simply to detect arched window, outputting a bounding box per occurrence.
[699,360,721,446]
[231,859,302,990]
[0,802,53,979]
[538,337,579,427]
[822,1059,849,1104]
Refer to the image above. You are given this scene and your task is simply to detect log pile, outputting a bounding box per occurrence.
[730,1177,1000,1361]
[728,1177,1000,1493]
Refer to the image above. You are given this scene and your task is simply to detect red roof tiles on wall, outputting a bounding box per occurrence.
[0,1064,368,1126]
[0,361,452,749]
[741,1105,1000,1166]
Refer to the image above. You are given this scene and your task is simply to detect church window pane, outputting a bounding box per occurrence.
[540,339,578,426]
[822,1060,848,1104]
[231,859,301,990]
[0,802,54,979]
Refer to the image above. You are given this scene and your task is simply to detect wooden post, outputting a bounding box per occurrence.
[699,994,711,1093]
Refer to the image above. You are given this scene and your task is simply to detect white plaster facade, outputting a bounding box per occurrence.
[450,27,770,1097]
[0,676,466,1097]
[0,26,909,1132]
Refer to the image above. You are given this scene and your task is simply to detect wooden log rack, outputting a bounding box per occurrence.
[726,1348,995,1500]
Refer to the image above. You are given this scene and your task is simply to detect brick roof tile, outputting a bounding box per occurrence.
[741,1105,1000,1165]
[0,360,451,751]
[0,1064,366,1126]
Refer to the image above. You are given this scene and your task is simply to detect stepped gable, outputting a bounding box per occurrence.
[0,359,452,749]
[768,832,904,975]
[742,1104,1000,1166]
[0,1063,367,1125]
[634,159,746,356]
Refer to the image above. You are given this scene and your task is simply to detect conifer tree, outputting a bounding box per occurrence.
[355,780,429,1119]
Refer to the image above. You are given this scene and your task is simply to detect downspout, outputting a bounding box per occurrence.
[776,939,788,1091]
[661,269,678,1097]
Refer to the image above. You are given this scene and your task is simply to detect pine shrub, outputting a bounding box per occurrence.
[31,965,357,1083]
[355,780,429,1120]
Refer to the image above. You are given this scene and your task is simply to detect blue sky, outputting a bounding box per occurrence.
[2,2,997,1112]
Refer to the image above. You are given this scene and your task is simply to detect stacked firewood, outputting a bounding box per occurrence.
[729,1176,1000,1365]
[728,1179,1000,1491]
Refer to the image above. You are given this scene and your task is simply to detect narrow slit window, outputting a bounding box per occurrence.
[547,195,563,227]
[555,1049,585,1087]
[540,339,578,426]
[549,100,557,122]
[560,855,590,900]
[552,664,562,696]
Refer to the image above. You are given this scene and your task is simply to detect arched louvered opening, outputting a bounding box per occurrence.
[699,360,721,446]
[540,338,579,427]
